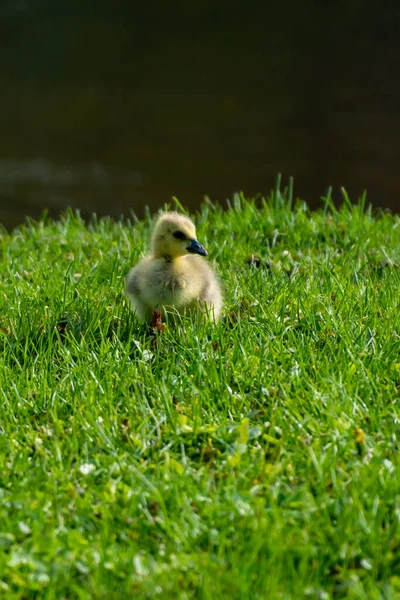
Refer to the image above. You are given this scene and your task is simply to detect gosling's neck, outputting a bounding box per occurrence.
[152,239,188,263]
[152,251,185,264]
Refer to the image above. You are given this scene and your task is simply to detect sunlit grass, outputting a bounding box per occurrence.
[1,187,400,599]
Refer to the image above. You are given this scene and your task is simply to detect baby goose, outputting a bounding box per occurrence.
[126,212,222,322]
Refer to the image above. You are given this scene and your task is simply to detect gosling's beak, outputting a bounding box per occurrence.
[186,239,208,256]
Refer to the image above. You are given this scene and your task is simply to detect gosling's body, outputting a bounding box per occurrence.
[126,212,222,321]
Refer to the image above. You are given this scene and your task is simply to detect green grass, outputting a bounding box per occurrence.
[1,188,400,599]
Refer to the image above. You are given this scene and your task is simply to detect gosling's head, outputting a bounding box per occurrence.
[151,212,208,259]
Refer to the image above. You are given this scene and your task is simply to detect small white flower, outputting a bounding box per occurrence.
[290,361,301,377]
[18,522,31,535]
[360,558,372,570]
[79,463,95,475]
[383,459,394,473]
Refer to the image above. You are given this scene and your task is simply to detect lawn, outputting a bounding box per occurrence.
[1,187,400,599]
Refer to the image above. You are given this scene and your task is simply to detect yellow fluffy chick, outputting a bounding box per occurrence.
[126,212,222,322]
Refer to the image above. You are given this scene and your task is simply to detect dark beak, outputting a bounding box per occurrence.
[186,239,208,256]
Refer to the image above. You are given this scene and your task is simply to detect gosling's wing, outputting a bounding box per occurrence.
[126,258,152,319]
[126,256,153,294]
[126,265,141,297]
[202,266,223,319]
[187,256,223,320]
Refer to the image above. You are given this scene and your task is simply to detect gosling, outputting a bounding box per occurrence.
[126,212,222,322]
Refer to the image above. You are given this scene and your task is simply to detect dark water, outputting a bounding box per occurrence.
[1,1,400,230]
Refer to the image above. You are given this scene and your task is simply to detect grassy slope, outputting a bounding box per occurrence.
[1,192,400,599]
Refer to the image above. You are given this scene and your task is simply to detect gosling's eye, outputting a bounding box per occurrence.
[173,230,187,240]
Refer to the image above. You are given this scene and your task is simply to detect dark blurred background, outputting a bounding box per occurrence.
[1,1,400,229]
